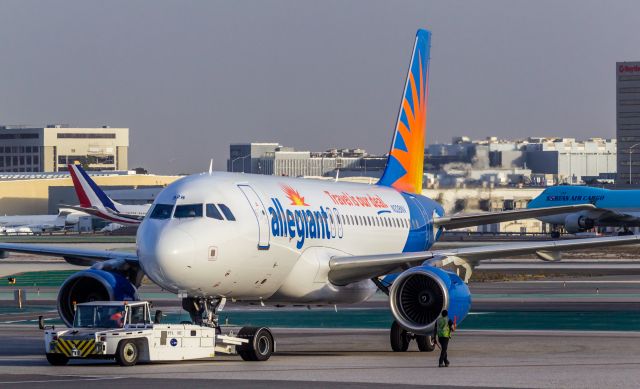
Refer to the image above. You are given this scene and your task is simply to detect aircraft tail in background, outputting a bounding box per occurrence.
[66,164,148,225]
[68,164,121,212]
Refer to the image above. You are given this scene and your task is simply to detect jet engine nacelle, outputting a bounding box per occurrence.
[564,213,595,233]
[57,269,139,327]
[389,266,471,334]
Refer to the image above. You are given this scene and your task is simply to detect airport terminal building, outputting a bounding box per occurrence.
[0,125,129,172]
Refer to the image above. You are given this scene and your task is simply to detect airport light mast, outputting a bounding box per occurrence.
[629,143,640,186]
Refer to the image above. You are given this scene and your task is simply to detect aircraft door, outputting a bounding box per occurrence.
[238,184,270,250]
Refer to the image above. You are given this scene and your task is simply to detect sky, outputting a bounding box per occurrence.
[1,0,639,174]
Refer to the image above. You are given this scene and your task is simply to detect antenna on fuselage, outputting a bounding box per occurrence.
[208,159,213,175]
[335,169,340,182]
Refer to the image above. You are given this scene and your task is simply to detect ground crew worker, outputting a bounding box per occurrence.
[110,311,125,328]
[435,309,454,367]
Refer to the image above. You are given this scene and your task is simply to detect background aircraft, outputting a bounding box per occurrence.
[0,29,638,356]
[0,211,77,235]
[528,186,640,237]
[65,163,151,225]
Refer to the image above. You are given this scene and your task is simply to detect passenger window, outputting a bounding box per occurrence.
[218,204,236,221]
[150,204,173,219]
[206,204,223,220]
[174,204,203,218]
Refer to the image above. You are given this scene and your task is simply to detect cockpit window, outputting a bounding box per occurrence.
[217,204,236,221]
[150,204,174,219]
[206,204,223,220]
[174,204,203,218]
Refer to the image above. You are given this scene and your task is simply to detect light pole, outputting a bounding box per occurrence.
[230,155,251,173]
[629,143,640,185]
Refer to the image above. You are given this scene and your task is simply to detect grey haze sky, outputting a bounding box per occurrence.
[1,0,639,174]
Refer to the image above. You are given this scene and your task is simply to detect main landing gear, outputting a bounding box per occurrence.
[182,297,275,361]
[618,227,635,236]
[390,321,435,352]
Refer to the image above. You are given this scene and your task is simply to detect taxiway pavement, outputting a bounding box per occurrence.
[0,326,639,388]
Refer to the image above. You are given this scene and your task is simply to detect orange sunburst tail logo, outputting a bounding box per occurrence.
[281,184,309,206]
[377,29,431,194]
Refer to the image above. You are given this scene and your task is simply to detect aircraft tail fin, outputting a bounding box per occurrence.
[68,164,120,212]
[54,210,71,228]
[378,29,431,194]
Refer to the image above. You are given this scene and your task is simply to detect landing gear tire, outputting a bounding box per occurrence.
[46,353,69,366]
[550,231,561,239]
[115,339,139,366]
[416,335,436,352]
[390,321,410,352]
[237,327,274,361]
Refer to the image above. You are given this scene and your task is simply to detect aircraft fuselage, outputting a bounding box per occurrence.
[137,172,443,304]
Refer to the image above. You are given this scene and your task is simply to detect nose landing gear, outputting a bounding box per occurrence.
[181,296,275,361]
[182,297,226,331]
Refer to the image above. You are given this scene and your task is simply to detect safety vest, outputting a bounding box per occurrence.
[437,316,451,338]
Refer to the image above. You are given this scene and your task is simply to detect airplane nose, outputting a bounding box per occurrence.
[138,222,196,291]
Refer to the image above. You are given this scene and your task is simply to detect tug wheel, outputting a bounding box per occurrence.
[237,326,275,361]
[46,353,69,366]
[116,339,139,366]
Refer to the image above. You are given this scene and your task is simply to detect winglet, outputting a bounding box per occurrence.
[378,29,431,194]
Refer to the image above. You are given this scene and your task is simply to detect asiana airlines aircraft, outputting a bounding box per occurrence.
[1,29,638,358]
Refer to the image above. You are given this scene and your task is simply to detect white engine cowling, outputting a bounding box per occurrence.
[564,213,595,233]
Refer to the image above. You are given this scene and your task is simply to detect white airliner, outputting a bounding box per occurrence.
[0,211,73,235]
[65,163,150,225]
[0,29,638,356]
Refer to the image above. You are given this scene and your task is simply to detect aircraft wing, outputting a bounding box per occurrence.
[327,234,640,285]
[0,243,137,267]
[433,204,596,230]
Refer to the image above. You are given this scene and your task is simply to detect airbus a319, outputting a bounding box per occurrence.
[1,29,638,357]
